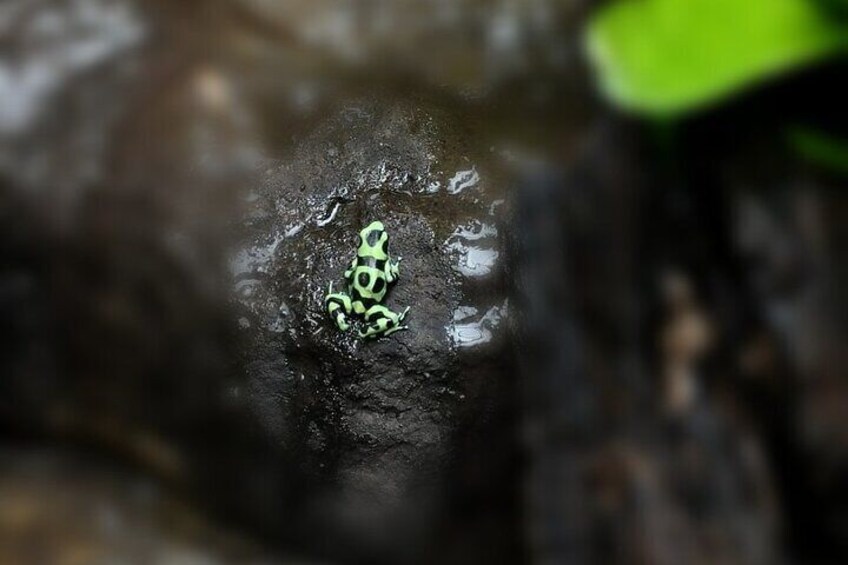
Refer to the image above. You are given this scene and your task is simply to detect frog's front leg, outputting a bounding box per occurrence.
[343,257,357,282]
[385,256,401,284]
[358,304,409,339]
[325,282,353,331]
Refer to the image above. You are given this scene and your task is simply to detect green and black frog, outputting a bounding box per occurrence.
[325,221,410,339]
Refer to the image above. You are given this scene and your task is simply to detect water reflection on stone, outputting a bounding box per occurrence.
[448,302,508,348]
[445,220,500,278]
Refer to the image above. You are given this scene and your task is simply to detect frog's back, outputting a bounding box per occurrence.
[351,266,387,305]
[350,221,391,305]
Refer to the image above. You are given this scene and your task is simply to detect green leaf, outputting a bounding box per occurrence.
[790,126,848,174]
[586,0,847,116]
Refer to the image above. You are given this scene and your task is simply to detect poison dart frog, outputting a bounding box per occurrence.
[325,221,409,339]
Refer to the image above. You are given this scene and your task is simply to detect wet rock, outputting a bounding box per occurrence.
[234,0,582,97]
[0,446,310,565]
[0,0,147,197]
[0,1,533,562]
[0,0,265,453]
[231,97,515,562]
[1,0,520,556]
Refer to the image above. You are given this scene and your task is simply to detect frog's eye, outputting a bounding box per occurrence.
[358,272,370,288]
[372,277,384,294]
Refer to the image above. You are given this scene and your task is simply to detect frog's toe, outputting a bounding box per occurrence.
[384,325,408,336]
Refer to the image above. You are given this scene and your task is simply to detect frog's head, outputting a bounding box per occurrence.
[357,221,389,260]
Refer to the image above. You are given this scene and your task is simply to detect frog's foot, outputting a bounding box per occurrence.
[325,282,353,331]
[386,257,401,283]
[358,304,410,339]
[384,306,410,336]
[382,323,409,337]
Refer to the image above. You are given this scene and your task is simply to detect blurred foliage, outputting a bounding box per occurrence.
[813,0,848,21]
[790,126,848,174]
[586,0,847,116]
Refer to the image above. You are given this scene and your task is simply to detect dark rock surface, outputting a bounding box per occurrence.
[514,125,781,565]
[1,1,522,563]
[0,446,305,565]
[229,97,515,562]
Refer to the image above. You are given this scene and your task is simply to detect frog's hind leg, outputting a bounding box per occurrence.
[359,318,388,340]
[383,306,410,336]
[382,322,408,337]
[325,282,353,331]
[358,304,409,339]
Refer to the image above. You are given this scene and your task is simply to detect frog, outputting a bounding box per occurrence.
[325,221,410,339]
